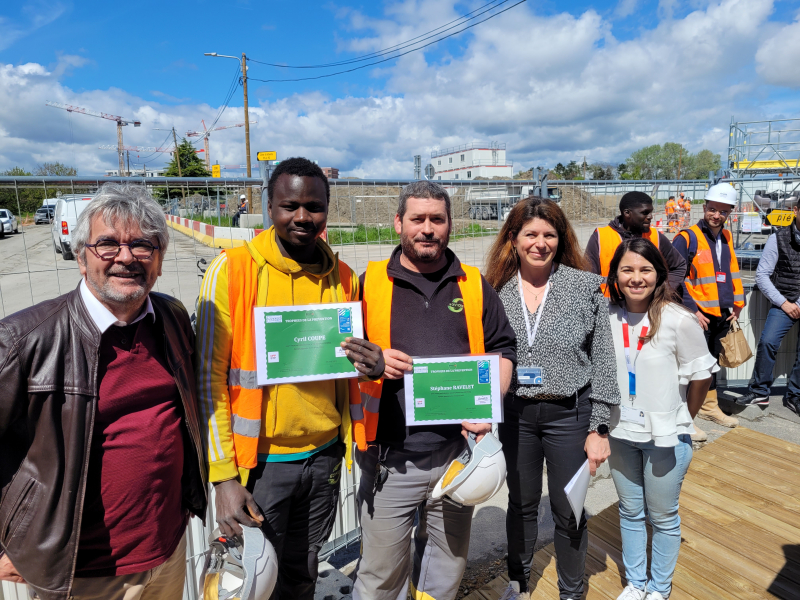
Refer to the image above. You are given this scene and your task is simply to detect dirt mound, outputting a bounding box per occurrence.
[328,184,473,224]
[555,186,620,223]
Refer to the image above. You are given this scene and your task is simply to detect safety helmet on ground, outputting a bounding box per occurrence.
[431,432,506,507]
[200,525,278,600]
[705,183,737,206]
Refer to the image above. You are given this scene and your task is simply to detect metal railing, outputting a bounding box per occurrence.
[3,173,800,600]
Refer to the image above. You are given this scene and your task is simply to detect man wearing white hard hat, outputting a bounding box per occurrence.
[232,194,248,228]
[737,201,800,416]
[672,183,745,440]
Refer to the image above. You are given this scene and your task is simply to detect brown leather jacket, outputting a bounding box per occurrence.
[0,287,208,600]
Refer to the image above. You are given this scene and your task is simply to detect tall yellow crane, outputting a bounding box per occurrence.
[46,101,142,174]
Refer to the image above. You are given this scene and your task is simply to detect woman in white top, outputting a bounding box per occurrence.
[606,237,716,600]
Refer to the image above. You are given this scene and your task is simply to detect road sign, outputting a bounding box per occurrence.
[767,210,794,226]
[212,164,221,178]
[257,151,277,161]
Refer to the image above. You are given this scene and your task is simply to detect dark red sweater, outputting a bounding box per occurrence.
[75,317,187,576]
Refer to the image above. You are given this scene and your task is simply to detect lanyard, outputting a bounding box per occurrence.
[517,266,553,350]
[715,234,723,268]
[621,306,649,376]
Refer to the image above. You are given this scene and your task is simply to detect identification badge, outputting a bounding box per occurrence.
[517,366,543,385]
[620,406,646,425]
[628,372,636,396]
[715,272,727,283]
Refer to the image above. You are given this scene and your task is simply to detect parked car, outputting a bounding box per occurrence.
[35,206,55,224]
[0,209,19,238]
[52,196,93,260]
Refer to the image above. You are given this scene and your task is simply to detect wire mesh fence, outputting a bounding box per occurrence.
[2,173,800,600]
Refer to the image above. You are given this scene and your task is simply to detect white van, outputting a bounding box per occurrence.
[52,195,94,260]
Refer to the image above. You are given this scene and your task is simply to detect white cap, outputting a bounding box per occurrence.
[705,183,737,206]
[240,194,247,200]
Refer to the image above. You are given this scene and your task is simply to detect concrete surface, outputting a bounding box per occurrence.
[316,561,354,600]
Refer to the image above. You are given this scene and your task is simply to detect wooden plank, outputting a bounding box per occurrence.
[690,450,800,498]
[734,427,800,463]
[684,469,800,517]
[540,544,618,600]
[527,546,564,599]
[680,479,800,544]
[699,442,800,489]
[711,436,800,476]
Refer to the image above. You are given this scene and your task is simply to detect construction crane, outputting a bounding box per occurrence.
[186,119,256,169]
[98,144,176,153]
[46,101,141,174]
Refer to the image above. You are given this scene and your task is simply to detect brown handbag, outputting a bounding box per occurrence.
[718,318,753,368]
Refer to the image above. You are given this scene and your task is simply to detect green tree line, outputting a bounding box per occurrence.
[0,163,78,214]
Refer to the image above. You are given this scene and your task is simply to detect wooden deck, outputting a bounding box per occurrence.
[465,427,800,600]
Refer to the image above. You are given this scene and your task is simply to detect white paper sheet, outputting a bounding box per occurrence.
[564,459,591,527]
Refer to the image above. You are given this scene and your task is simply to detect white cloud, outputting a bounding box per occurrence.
[0,1,70,51]
[615,0,639,18]
[0,0,797,179]
[755,17,800,88]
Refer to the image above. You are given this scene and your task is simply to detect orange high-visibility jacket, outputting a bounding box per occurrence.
[352,259,485,451]
[675,225,745,317]
[224,243,360,473]
[666,200,676,214]
[596,225,660,297]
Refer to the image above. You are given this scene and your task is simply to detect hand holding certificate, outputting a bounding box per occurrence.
[403,354,503,425]
[253,302,365,385]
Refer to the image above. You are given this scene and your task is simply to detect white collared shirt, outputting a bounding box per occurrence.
[79,279,155,334]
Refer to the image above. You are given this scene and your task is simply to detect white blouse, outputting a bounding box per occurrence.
[607,302,719,447]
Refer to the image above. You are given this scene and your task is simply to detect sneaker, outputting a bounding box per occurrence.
[498,581,531,600]
[617,583,647,600]
[735,392,770,406]
[784,396,800,416]
[645,592,667,600]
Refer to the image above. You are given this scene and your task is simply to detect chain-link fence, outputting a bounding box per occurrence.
[2,173,799,600]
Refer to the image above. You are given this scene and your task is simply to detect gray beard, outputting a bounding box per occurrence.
[85,270,151,308]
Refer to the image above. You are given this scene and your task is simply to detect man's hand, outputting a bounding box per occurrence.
[695,311,711,331]
[0,554,24,584]
[382,348,413,380]
[727,305,743,322]
[213,479,264,537]
[585,431,611,476]
[781,301,800,320]
[341,338,385,379]
[461,421,492,443]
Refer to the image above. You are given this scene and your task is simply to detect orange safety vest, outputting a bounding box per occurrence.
[352,259,485,451]
[675,225,745,317]
[666,200,676,215]
[224,242,359,473]
[597,225,660,297]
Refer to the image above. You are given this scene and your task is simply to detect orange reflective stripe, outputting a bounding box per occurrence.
[355,259,485,450]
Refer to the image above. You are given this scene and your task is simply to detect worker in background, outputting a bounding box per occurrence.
[682,195,693,227]
[666,196,678,232]
[672,183,744,441]
[585,191,687,295]
[736,201,800,416]
[231,194,248,228]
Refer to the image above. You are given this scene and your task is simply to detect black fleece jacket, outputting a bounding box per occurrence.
[585,216,687,291]
[359,246,516,452]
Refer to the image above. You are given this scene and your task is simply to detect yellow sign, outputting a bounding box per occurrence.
[212,164,221,178]
[257,151,277,161]
[767,210,794,226]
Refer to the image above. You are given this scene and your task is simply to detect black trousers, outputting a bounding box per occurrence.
[701,308,730,391]
[247,442,344,600]
[498,391,591,600]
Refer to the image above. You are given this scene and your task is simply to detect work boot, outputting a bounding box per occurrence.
[698,390,738,428]
[690,423,708,442]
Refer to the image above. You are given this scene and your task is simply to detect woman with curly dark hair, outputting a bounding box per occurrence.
[485,196,620,600]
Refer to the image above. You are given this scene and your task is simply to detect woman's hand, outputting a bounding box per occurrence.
[382,348,413,379]
[341,338,385,379]
[585,431,611,476]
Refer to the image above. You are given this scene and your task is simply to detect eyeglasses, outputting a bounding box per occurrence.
[705,206,730,217]
[85,239,159,260]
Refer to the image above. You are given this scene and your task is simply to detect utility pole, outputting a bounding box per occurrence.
[126,151,131,177]
[677,146,683,180]
[171,127,186,202]
[242,52,253,207]
[583,156,587,180]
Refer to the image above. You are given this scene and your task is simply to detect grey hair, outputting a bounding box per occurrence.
[397,181,451,221]
[73,183,169,262]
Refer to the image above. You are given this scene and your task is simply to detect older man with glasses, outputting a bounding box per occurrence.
[672,183,745,441]
[0,183,207,600]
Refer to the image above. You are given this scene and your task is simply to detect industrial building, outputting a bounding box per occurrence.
[105,167,166,177]
[431,141,513,180]
[322,167,339,179]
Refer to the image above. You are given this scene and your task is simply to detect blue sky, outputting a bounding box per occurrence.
[1,0,799,176]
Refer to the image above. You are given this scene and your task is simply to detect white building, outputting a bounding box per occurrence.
[105,167,166,177]
[431,142,513,180]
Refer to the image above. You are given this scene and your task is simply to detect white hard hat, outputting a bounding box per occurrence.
[431,432,506,507]
[240,194,247,200]
[200,526,278,600]
[705,183,737,206]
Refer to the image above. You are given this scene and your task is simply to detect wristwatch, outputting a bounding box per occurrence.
[595,424,609,436]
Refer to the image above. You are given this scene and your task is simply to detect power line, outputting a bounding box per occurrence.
[247,0,527,84]
[248,0,508,69]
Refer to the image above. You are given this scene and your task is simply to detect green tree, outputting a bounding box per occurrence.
[0,167,43,214]
[164,138,211,178]
[33,162,77,176]
[624,144,721,180]
[2,166,32,176]
[684,149,721,180]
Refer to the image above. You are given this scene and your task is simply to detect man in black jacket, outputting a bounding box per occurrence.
[585,192,686,292]
[0,184,206,600]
